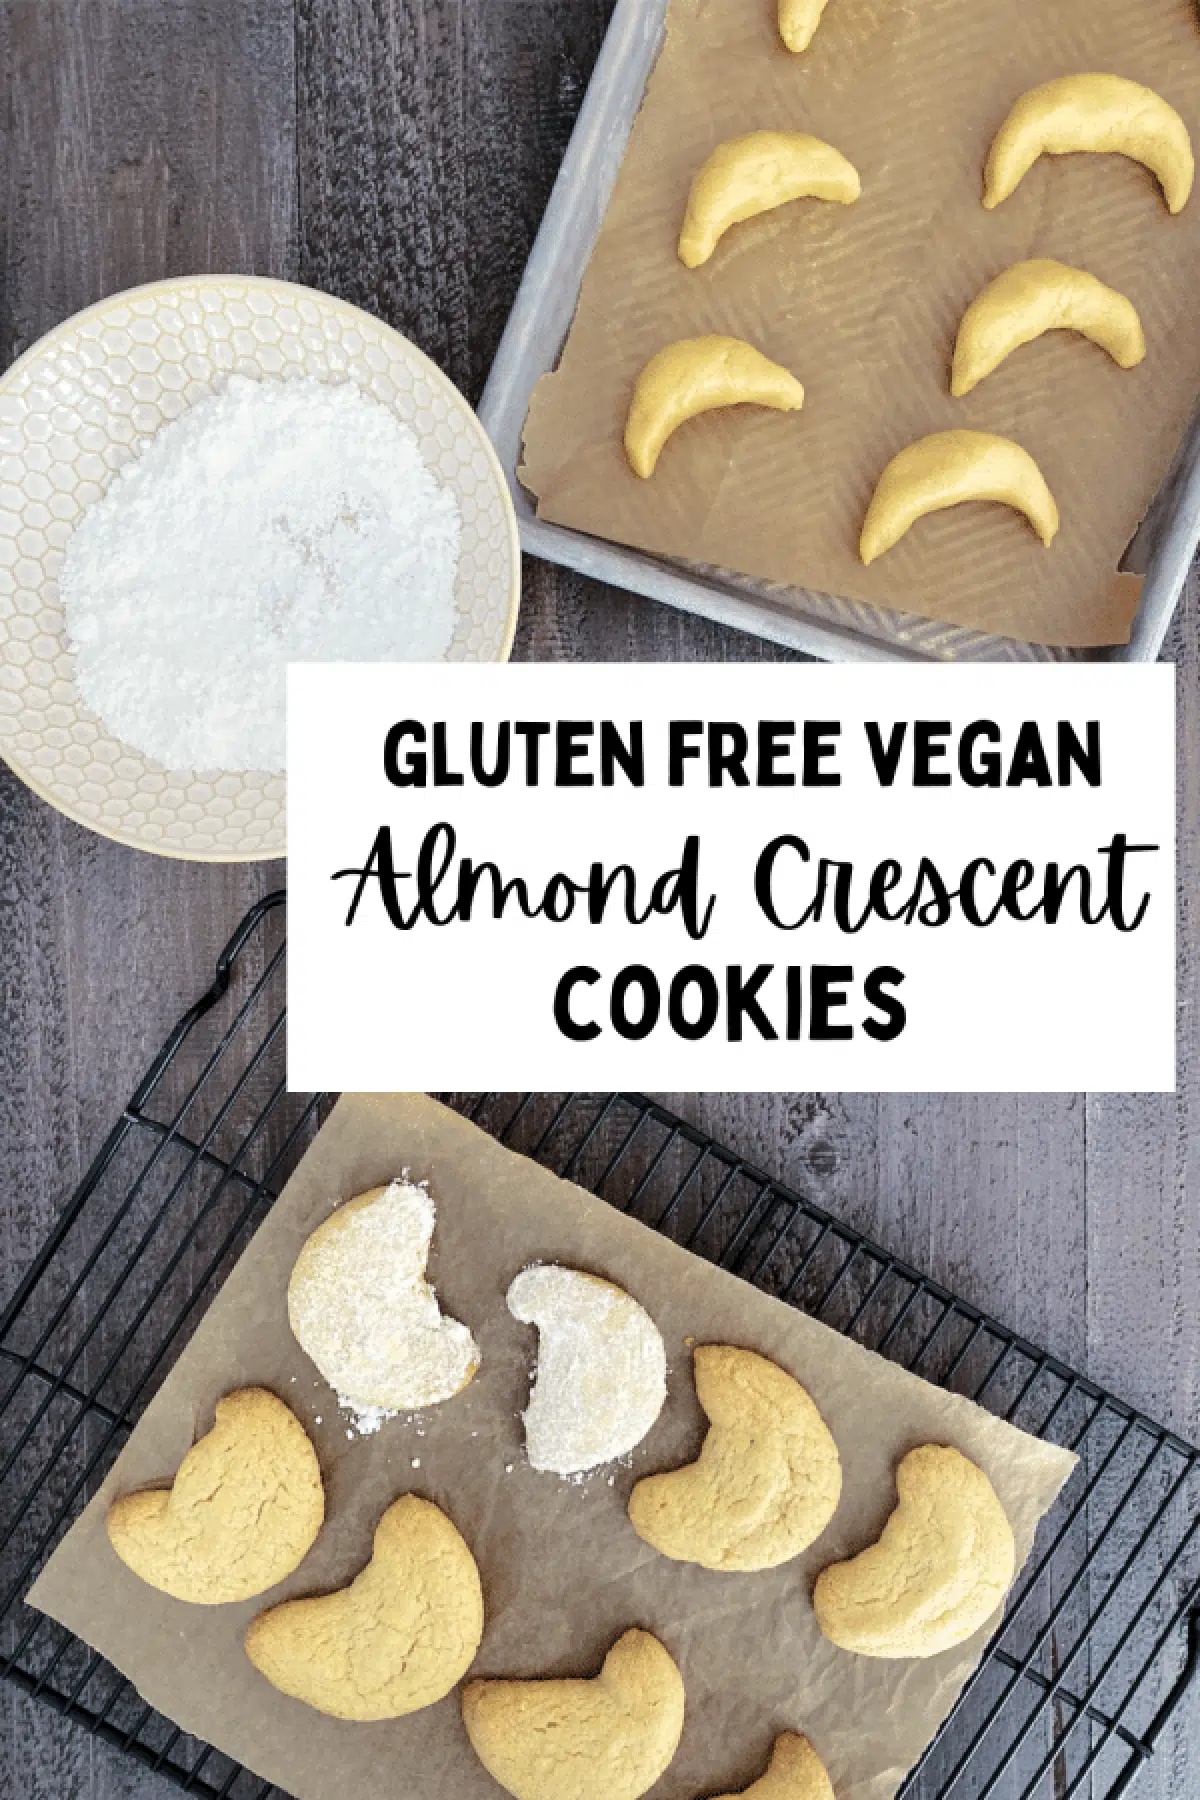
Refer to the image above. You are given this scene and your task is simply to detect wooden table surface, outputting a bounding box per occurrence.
[1,4,1198,1797]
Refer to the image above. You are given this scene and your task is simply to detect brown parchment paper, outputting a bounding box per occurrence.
[29,1094,1077,1800]
[519,0,1200,646]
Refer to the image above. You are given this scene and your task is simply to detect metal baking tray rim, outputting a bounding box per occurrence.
[479,0,1200,664]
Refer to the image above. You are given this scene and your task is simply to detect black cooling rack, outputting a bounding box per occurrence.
[1,892,1198,1800]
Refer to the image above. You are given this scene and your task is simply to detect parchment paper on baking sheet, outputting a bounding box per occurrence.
[519,0,1200,648]
[29,1094,1077,1800]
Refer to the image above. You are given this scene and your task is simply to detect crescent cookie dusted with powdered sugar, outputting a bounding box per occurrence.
[288,1180,480,1417]
[507,1266,667,1475]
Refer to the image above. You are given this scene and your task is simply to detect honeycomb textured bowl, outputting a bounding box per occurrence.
[0,275,521,861]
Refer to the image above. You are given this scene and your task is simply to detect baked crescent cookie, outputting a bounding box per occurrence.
[462,1628,686,1800]
[106,1388,324,1604]
[712,1734,835,1800]
[288,1179,480,1415]
[244,1494,484,1718]
[813,1444,1017,1658]
[507,1266,667,1475]
[627,1345,841,1571]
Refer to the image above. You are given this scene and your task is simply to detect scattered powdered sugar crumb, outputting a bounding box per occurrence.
[62,375,461,774]
[411,1458,421,1469]
[347,1403,395,1438]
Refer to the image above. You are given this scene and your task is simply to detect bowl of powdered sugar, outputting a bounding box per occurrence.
[0,276,520,859]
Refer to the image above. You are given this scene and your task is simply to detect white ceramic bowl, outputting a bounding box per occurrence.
[0,275,521,861]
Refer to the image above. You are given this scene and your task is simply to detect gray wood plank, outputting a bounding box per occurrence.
[0,0,1196,1794]
[294,0,806,666]
[0,4,296,1797]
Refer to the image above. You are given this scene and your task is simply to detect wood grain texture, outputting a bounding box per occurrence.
[295,0,808,666]
[0,5,294,1796]
[1,2,1198,1797]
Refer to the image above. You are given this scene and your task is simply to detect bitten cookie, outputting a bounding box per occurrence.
[507,1266,667,1475]
[106,1388,323,1604]
[461,1628,685,1800]
[714,1734,835,1800]
[813,1444,1016,1658]
[288,1179,480,1416]
[627,1346,841,1571]
[244,1494,484,1718]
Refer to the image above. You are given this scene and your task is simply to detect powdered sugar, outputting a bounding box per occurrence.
[507,1266,667,1477]
[288,1178,480,1424]
[62,375,460,774]
[347,1404,393,1438]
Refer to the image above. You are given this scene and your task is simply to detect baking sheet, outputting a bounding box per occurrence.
[29,1094,1077,1800]
[518,0,1200,648]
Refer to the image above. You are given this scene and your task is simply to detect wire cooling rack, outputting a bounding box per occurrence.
[1,892,1197,1800]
